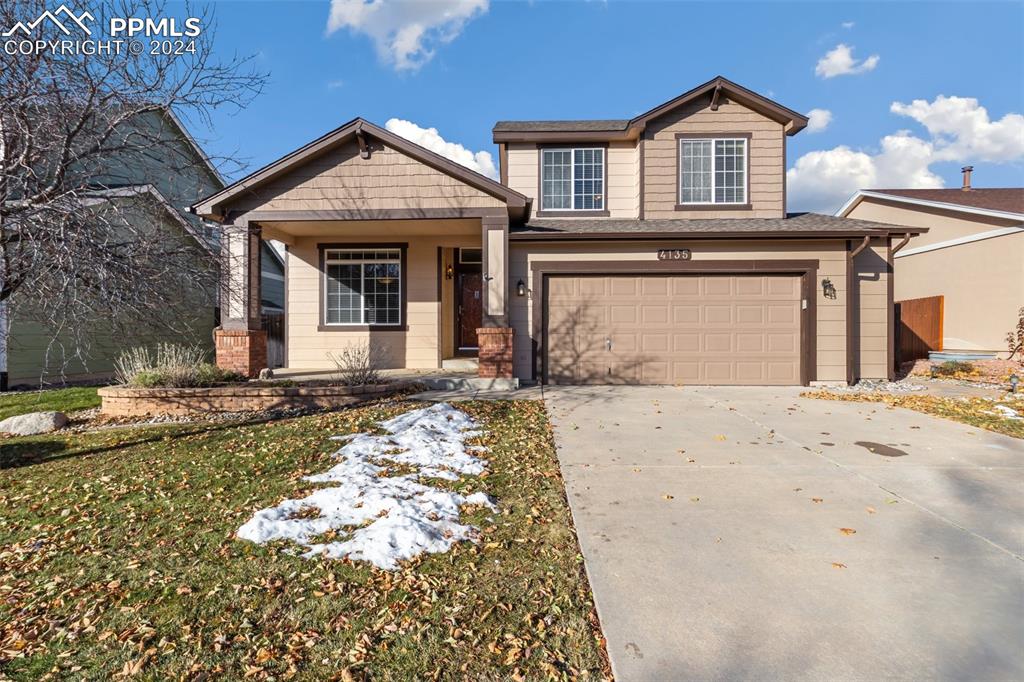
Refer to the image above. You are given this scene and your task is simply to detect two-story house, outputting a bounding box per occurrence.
[193,76,922,386]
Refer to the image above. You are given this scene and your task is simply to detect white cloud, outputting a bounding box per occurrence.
[327,0,488,71]
[815,43,879,78]
[806,108,833,133]
[890,95,1024,162]
[787,95,1024,213]
[385,118,498,179]
[326,79,344,90]
[841,21,855,29]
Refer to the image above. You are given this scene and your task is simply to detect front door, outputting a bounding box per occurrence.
[457,272,482,350]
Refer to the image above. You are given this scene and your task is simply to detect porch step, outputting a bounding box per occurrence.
[419,376,519,391]
[442,358,479,372]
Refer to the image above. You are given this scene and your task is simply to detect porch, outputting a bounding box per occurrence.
[188,117,530,382]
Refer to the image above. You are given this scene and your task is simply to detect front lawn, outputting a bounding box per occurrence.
[803,391,1024,439]
[0,399,608,679]
[0,387,101,421]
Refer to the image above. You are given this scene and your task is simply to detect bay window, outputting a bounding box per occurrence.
[678,137,748,205]
[541,147,605,211]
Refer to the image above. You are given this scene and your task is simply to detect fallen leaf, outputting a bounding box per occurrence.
[811,497,823,503]
[831,562,847,569]
[714,435,727,441]
[839,528,857,536]
[865,506,876,514]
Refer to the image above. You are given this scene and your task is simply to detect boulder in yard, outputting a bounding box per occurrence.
[0,411,69,436]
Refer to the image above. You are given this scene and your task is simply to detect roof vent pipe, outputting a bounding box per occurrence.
[961,165,973,190]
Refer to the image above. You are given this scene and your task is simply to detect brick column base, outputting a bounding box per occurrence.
[477,327,514,379]
[215,329,267,379]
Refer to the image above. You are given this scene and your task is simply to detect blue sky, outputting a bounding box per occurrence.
[193,1,1024,213]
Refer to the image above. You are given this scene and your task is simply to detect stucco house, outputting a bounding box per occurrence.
[837,172,1023,358]
[193,76,924,386]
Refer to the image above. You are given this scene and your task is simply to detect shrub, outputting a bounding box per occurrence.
[328,342,388,386]
[114,343,245,388]
[1007,307,1024,365]
[932,360,977,377]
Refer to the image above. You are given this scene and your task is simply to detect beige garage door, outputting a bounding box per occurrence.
[545,274,802,385]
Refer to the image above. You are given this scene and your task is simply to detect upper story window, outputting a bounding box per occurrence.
[679,137,747,205]
[323,248,402,326]
[541,148,605,211]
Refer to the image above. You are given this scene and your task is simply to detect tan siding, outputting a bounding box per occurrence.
[509,240,848,383]
[642,98,785,219]
[847,198,1024,354]
[285,234,479,370]
[853,242,890,380]
[234,141,504,213]
[505,143,538,202]
[505,142,641,219]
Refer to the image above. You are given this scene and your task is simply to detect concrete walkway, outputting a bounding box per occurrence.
[545,386,1024,682]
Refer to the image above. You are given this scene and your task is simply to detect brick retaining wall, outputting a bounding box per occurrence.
[98,382,412,418]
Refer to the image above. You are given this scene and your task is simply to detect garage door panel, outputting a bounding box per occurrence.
[546,274,801,385]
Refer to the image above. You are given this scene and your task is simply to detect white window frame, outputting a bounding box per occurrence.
[677,137,748,206]
[322,248,403,327]
[541,147,606,212]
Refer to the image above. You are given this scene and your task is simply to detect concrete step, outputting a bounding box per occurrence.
[419,376,519,391]
[441,358,479,372]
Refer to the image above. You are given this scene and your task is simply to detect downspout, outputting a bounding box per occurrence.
[891,233,912,255]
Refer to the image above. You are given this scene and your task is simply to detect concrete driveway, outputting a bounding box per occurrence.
[545,386,1024,681]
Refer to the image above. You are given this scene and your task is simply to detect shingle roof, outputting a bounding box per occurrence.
[511,213,923,238]
[866,188,1024,215]
[492,120,630,133]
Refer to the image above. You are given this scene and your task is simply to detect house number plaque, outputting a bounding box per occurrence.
[657,248,691,261]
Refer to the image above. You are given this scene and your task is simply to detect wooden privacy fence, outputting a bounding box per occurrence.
[261,312,285,368]
[895,295,943,365]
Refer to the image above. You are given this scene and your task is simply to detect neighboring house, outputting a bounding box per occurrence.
[193,76,922,386]
[1,109,224,389]
[837,173,1024,357]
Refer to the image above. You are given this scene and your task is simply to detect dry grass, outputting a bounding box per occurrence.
[0,399,609,680]
[803,391,1024,439]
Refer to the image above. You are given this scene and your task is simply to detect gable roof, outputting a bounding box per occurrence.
[191,118,528,220]
[837,188,1024,221]
[493,76,809,142]
[83,184,216,255]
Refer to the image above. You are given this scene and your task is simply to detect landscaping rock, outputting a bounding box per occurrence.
[258,368,274,380]
[0,411,69,435]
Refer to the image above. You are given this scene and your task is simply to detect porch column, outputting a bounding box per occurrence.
[478,213,513,379]
[215,222,267,378]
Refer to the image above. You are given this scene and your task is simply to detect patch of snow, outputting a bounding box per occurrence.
[237,403,495,570]
[992,405,1022,420]
[828,380,927,394]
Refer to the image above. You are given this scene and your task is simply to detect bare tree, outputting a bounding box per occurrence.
[0,0,267,383]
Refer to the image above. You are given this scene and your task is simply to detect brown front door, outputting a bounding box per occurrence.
[458,272,482,349]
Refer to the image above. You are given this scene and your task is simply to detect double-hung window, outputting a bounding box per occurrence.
[323,248,402,326]
[678,137,747,205]
[541,147,605,211]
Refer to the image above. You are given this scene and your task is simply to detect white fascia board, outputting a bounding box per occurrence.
[836,190,1024,222]
[895,225,1024,258]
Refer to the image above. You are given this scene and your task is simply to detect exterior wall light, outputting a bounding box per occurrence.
[821,278,837,300]
[516,279,527,297]
[445,263,454,280]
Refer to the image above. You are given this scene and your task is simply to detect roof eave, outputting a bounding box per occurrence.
[192,118,527,220]
[836,190,1024,222]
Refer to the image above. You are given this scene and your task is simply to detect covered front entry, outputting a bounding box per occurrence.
[190,117,528,379]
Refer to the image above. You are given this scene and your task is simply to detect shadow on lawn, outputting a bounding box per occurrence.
[0,412,306,470]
